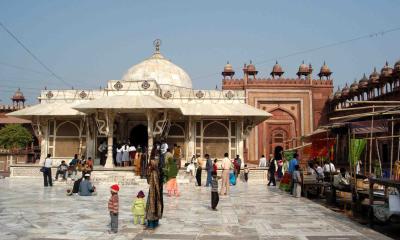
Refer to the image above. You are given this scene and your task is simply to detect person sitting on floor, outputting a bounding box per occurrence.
[79,173,96,196]
[55,160,69,181]
[333,167,351,191]
[86,157,94,171]
[66,176,83,196]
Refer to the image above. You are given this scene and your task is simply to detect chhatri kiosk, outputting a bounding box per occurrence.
[10,40,270,169]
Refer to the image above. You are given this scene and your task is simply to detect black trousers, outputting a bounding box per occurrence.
[196,168,202,186]
[43,167,53,187]
[211,191,219,209]
[244,173,248,182]
[100,152,106,166]
[267,172,276,186]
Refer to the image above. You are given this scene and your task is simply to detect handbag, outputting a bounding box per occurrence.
[40,167,45,172]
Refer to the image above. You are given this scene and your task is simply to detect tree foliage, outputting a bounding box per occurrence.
[0,124,33,149]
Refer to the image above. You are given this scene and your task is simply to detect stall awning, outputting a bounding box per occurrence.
[304,128,328,138]
[73,95,181,113]
[7,102,85,119]
[178,102,271,124]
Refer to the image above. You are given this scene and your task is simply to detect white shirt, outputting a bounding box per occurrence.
[316,166,324,178]
[117,147,122,153]
[128,146,136,152]
[222,157,231,170]
[323,163,336,173]
[160,143,168,154]
[259,157,267,167]
[44,157,53,168]
[122,145,129,152]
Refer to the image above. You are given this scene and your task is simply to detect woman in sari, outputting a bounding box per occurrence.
[145,159,163,229]
[165,149,179,197]
[229,160,236,186]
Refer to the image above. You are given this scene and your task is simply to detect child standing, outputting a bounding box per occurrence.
[108,184,120,233]
[131,190,146,225]
[211,173,219,210]
[212,159,218,175]
[244,164,249,182]
[292,165,302,198]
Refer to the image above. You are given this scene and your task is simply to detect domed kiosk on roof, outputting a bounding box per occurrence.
[270,61,284,78]
[122,39,193,89]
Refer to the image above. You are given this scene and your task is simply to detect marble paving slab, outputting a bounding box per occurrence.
[0,178,393,240]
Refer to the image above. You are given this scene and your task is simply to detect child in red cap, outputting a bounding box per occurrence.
[108,184,119,233]
[131,190,146,225]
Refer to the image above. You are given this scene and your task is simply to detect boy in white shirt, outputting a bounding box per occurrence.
[42,154,53,187]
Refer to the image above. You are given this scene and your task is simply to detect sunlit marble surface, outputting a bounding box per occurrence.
[0,177,391,240]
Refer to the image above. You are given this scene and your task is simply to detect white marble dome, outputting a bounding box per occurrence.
[122,51,193,89]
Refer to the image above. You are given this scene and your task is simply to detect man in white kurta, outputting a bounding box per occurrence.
[220,153,231,195]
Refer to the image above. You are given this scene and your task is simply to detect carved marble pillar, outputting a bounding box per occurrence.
[187,117,195,159]
[104,111,115,169]
[146,110,154,157]
[237,118,244,166]
[39,118,49,165]
[85,117,95,161]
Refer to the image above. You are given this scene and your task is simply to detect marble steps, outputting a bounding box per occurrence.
[9,165,268,185]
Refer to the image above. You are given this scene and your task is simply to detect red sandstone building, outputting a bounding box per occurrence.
[222,61,333,164]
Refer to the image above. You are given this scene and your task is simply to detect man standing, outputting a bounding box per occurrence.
[205,154,213,187]
[42,154,53,187]
[267,157,277,186]
[288,153,299,194]
[288,153,299,175]
[259,155,267,168]
[220,153,231,195]
[98,141,107,166]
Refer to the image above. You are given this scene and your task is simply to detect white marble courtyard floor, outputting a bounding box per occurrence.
[0,178,393,240]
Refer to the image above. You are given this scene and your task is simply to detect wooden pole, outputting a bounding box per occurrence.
[364,133,368,176]
[398,128,400,169]
[390,116,394,179]
[348,100,400,104]
[375,139,382,177]
[334,105,399,112]
[348,127,352,177]
[369,106,374,175]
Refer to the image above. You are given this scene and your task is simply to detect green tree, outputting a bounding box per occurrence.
[0,124,33,149]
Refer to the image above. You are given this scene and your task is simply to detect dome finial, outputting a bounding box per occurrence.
[153,39,161,53]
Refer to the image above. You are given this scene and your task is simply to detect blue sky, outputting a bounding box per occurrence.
[0,0,399,103]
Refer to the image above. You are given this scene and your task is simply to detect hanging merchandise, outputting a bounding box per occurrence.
[304,139,336,160]
[348,139,367,166]
[283,150,295,160]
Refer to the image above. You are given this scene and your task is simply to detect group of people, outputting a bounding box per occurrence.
[262,149,345,198]
[187,152,248,210]
[42,139,251,233]
[186,153,248,188]
[98,141,146,169]
[41,153,94,187]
